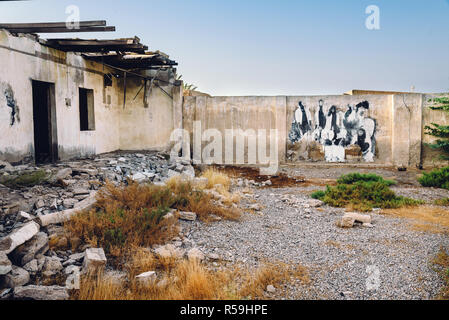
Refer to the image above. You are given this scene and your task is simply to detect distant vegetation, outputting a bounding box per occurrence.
[419,166,449,190]
[312,173,422,212]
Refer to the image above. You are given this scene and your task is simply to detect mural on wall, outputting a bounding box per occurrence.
[1,82,20,126]
[289,100,376,162]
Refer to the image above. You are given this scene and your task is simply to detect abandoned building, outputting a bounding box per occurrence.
[0,21,183,165]
[0,21,448,169]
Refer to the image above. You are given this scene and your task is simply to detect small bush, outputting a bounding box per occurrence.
[311,190,326,200]
[337,173,396,186]
[311,173,421,211]
[0,170,49,189]
[419,167,449,190]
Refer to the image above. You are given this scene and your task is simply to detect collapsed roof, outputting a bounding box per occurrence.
[0,20,178,71]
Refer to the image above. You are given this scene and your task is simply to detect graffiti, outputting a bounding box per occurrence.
[289,100,376,162]
[1,83,20,126]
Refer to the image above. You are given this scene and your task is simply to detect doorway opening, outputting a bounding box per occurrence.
[32,80,58,164]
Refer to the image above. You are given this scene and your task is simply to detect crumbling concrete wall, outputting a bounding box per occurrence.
[117,73,182,152]
[0,30,180,164]
[183,93,446,168]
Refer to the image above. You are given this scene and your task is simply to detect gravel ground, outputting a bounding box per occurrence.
[180,168,449,300]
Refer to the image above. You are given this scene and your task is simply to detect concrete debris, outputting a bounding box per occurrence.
[179,211,197,221]
[13,285,69,300]
[83,248,107,273]
[0,251,12,275]
[3,266,30,288]
[0,221,40,254]
[135,271,157,284]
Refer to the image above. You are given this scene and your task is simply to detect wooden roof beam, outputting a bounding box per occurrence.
[4,26,116,34]
[0,20,106,29]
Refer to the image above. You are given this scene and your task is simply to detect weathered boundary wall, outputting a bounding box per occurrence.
[184,93,449,168]
[0,30,181,163]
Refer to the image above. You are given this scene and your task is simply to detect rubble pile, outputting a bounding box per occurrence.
[0,151,195,300]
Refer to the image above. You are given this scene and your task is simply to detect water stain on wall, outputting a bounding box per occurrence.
[289,100,376,162]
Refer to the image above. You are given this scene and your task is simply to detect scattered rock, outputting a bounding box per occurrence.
[187,248,205,261]
[0,221,40,254]
[266,285,276,293]
[179,211,197,221]
[0,252,12,275]
[307,199,324,208]
[131,172,147,183]
[83,248,107,273]
[337,216,356,229]
[42,257,63,277]
[23,259,39,274]
[3,266,30,288]
[13,285,69,300]
[344,212,372,224]
[62,198,78,209]
[208,253,220,261]
[49,168,72,184]
[135,271,157,284]
[10,232,49,266]
[154,244,184,259]
[249,203,262,211]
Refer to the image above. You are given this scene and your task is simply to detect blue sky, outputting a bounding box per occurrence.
[1,0,448,95]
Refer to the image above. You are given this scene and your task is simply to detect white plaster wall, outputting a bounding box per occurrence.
[0,30,178,163]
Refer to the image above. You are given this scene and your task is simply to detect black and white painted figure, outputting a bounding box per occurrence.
[289,99,376,162]
[2,83,20,126]
[289,101,312,142]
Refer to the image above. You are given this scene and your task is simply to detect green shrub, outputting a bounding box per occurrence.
[337,172,396,186]
[311,173,421,212]
[419,167,449,190]
[311,190,326,200]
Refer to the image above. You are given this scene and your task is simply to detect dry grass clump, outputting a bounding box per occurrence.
[381,206,449,234]
[74,253,309,301]
[65,182,178,262]
[239,262,310,299]
[166,175,241,222]
[65,177,241,262]
[201,168,231,190]
[432,248,449,300]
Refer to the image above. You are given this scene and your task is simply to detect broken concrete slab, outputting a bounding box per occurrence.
[38,191,97,226]
[13,285,69,300]
[83,248,107,273]
[344,212,372,224]
[49,168,72,184]
[0,252,12,275]
[179,211,197,221]
[10,232,49,266]
[42,257,63,278]
[3,266,30,288]
[135,271,157,284]
[0,221,40,254]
